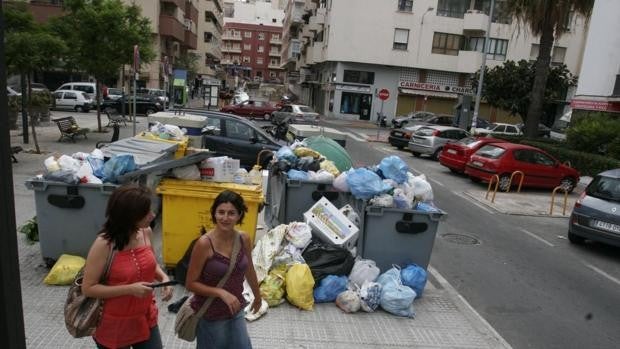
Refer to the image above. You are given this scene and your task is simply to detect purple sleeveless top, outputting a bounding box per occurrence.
[190,235,249,320]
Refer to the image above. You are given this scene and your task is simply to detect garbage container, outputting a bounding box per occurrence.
[24,180,118,266]
[265,173,350,228]
[135,132,189,159]
[156,179,263,268]
[148,111,208,147]
[359,206,446,271]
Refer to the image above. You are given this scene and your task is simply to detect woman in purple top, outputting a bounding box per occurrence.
[186,190,262,349]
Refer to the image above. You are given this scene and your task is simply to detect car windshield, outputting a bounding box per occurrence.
[457,137,480,147]
[108,88,122,95]
[415,128,437,136]
[299,106,314,113]
[476,145,506,158]
[587,175,620,202]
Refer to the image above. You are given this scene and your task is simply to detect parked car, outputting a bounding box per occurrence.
[101,95,163,115]
[391,111,435,128]
[550,111,572,141]
[52,90,93,112]
[220,99,279,120]
[106,88,123,100]
[138,88,169,104]
[56,82,97,98]
[568,169,620,247]
[7,86,21,96]
[408,125,470,160]
[232,90,250,104]
[271,104,320,124]
[10,82,49,94]
[388,125,419,149]
[439,136,508,173]
[194,110,281,169]
[517,123,551,138]
[465,143,580,192]
[473,122,522,137]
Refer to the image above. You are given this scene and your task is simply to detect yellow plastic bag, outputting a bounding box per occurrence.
[320,160,340,177]
[44,254,86,285]
[285,263,315,310]
[293,147,322,159]
[260,264,287,307]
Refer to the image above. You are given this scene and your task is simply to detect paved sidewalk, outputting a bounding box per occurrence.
[11,111,511,348]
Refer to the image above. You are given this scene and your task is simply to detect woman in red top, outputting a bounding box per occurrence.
[186,190,262,349]
[82,185,173,349]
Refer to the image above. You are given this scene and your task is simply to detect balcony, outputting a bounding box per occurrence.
[304,0,317,12]
[269,50,280,57]
[184,30,197,49]
[222,46,241,53]
[222,33,242,41]
[159,15,185,42]
[268,62,282,69]
[185,0,198,23]
[270,37,282,45]
[162,0,185,10]
[311,8,326,25]
[463,10,489,33]
[205,42,221,59]
[457,50,483,72]
[301,27,312,38]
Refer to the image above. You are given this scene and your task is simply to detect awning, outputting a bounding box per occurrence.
[399,88,458,99]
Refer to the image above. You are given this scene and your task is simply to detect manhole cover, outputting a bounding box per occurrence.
[442,233,480,245]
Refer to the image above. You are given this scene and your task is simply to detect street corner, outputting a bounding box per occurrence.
[462,189,577,218]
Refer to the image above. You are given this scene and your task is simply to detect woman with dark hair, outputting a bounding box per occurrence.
[186,190,262,349]
[82,184,173,349]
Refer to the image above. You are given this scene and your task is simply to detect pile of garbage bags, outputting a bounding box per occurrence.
[249,221,429,318]
[41,149,137,185]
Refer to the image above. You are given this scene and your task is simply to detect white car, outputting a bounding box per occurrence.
[52,90,93,112]
[473,122,522,137]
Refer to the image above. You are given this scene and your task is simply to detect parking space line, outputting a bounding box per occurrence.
[429,178,444,187]
[519,228,555,247]
[583,262,620,287]
[454,192,495,214]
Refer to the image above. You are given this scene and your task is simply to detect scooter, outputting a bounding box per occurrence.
[262,115,294,144]
[376,112,388,128]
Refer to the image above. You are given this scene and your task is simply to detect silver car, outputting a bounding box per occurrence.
[408,125,470,160]
[272,104,320,124]
[568,169,620,247]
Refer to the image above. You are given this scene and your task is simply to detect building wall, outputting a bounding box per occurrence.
[194,0,224,78]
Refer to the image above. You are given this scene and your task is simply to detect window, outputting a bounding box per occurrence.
[343,70,375,84]
[204,12,212,22]
[473,0,512,24]
[226,120,253,141]
[432,32,464,55]
[64,92,77,99]
[243,56,250,63]
[393,28,409,50]
[437,0,467,18]
[270,58,279,66]
[258,45,264,53]
[244,31,252,38]
[552,46,566,64]
[243,43,251,50]
[257,57,264,65]
[204,32,213,43]
[340,92,367,114]
[398,0,413,12]
[272,34,280,40]
[206,117,221,136]
[258,32,265,40]
[467,37,508,60]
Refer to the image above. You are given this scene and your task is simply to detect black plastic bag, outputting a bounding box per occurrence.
[302,239,355,284]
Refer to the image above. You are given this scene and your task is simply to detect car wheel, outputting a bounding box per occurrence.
[431,148,442,161]
[396,145,404,150]
[449,168,460,174]
[498,174,511,192]
[75,106,83,112]
[560,177,576,193]
[469,176,481,183]
[145,108,156,115]
[412,152,421,157]
[568,230,585,244]
[263,113,271,121]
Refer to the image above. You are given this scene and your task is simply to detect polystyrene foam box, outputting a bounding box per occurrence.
[303,197,359,250]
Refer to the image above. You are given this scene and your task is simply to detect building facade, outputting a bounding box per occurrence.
[193,0,225,83]
[287,0,589,124]
[571,0,620,117]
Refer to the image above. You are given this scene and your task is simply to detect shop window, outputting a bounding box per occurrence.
[343,70,375,84]
[340,92,366,114]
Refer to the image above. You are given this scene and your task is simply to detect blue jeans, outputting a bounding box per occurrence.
[94,325,162,349]
[196,311,252,349]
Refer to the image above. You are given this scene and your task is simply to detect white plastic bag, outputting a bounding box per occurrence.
[369,193,393,207]
[335,290,361,313]
[339,204,360,227]
[410,173,434,202]
[286,222,312,248]
[172,165,201,180]
[57,155,81,174]
[44,156,61,173]
[251,224,288,283]
[348,259,381,288]
[333,171,349,192]
[312,169,334,183]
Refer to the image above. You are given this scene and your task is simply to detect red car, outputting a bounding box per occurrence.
[439,137,508,173]
[220,100,278,120]
[464,143,580,192]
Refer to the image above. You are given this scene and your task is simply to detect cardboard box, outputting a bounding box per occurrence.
[200,156,240,182]
[303,197,359,250]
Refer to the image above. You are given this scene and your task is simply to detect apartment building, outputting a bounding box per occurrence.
[571,0,620,117]
[288,0,589,123]
[193,0,225,83]
[222,1,285,87]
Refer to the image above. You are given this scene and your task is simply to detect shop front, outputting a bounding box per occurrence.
[334,83,373,120]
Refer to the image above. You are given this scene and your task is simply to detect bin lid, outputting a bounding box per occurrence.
[304,135,353,172]
[117,151,213,183]
[157,178,263,201]
[102,137,179,166]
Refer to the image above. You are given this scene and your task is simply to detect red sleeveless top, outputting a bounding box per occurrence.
[93,245,158,348]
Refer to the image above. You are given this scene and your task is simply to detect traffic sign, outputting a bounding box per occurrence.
[378,88,390,101]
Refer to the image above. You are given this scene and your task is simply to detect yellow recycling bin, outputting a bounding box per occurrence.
[156,179,263,268]
[136,132,189,159]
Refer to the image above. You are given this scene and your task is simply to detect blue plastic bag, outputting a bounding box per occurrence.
[377,267,416,317]
[346,168,392,200]
[313,275,348,303]
[276,146,298,164]
[378,156,409,184]
[400,264,427,299]
[87,155,104,179]
[103,154,137,183]
[287,169,309,181]
[415,201,440,213]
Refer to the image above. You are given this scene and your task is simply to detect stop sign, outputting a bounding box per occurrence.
[378,88,390,101]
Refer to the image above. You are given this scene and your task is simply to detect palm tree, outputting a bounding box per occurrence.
[502,0,593,137]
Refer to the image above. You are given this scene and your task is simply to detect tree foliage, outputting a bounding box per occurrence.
[472,60,577,124]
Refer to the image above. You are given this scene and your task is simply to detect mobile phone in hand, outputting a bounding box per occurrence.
[149,280,179,288]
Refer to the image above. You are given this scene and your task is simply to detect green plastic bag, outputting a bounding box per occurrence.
[305,136,353,173]
[260,264,287,307]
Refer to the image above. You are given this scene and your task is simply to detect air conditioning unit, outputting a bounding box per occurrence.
[184,19,192,30]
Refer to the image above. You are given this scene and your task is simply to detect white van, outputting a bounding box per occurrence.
[52,90,93,112]
[550,111,572,141]
[56,82,97,98]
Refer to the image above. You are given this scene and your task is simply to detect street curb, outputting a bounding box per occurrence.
[461,190,573,218]
[428,266,513,349]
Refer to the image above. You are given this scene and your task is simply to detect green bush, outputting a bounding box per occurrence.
[566,113,620,159]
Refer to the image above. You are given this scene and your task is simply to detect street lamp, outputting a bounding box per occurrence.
[416,7,435,63]
[471,0,495,135]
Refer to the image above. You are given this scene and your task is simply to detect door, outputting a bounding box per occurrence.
[223,119,259,167]
[53,92,65,109]
[512,149,549,186]
[359,94,371,120]
[63,91,79,109]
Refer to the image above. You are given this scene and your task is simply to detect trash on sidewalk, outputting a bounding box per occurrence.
[43,254,85,286]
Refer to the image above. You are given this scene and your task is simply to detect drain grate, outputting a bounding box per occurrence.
[441,233,481,245]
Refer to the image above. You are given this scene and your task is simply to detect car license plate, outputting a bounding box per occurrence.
[393,132,402,137]
[591,220,620,234]
[411,138,420,143]
[472,161,483,167]
[447,149,457,155]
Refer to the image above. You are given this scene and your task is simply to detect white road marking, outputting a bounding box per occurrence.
[454,192,495,214]
[519,228,555,247]
[345,132,366,142]
[583,262,620,287]
[428,178,444,187]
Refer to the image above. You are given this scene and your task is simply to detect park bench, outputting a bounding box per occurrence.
[105,108,128,127]
[11,146,23,163]
[52,116,89,143]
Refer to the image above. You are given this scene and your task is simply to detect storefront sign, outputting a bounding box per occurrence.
[335,84,372,93]
[398,81,473,95]
[570,99,620,112]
